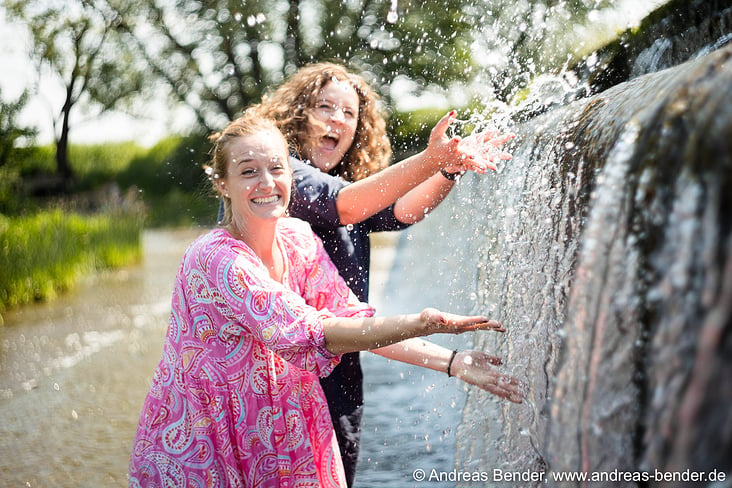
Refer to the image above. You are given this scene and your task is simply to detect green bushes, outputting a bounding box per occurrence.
[0,209,143,316]
[117,134,217,227]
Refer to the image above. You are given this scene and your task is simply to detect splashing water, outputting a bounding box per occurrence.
[458,128,512,174]
[387,0,398,24]
[451,112,516,174]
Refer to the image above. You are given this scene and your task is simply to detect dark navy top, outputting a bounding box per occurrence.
[289,157,411,414]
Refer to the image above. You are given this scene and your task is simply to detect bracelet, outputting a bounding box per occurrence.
[440,168,464,181]
[446,350,458,377]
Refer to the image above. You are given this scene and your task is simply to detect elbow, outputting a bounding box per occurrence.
[394,206,429,225]
[338,209,363,226]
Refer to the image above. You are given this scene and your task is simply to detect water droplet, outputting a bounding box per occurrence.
[387,9,398,24]
[346,224,354,231]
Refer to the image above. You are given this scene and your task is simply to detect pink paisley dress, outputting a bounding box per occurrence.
[129,218,374,488]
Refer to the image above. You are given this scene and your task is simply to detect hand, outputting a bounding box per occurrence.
[419,307,505,334]
[450,350,523,404]
[425,111,491,174]
[444,128,515,174]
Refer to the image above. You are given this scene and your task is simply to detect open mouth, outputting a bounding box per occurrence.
[321,134,339,151]
[252,195,280,205]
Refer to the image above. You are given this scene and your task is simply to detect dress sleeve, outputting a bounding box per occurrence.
[289,157,347,228]
[289,220,376,319]
[189,232,347,376]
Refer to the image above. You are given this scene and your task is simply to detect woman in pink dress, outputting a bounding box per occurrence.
[128,113,512,488]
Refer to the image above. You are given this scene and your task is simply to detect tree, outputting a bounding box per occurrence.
[6,0,150,188]
[0,87,37,168]
[110,0,480,133]
[0,87,38,213]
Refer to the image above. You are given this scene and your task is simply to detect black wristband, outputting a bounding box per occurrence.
[440,168,464,181]
[447,350,458,377]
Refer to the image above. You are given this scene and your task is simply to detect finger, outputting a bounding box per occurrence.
[486,133,515,146]
[484,355,503,366]
[431,110,456,138]
[461,321,505,333]
[453,151,489,174]
[491,376,524,403]
[479,130,502,143]
[483,151,513,162]
[485,382,523,403]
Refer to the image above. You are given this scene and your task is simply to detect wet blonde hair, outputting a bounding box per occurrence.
[253,62,391,182]
[208,111,290,226]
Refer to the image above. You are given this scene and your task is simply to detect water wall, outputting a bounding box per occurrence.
[440,29,732,488]
[574,0,732,93]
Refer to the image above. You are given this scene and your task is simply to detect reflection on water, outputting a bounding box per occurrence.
[0,228,204,487]
[0,226,474,487]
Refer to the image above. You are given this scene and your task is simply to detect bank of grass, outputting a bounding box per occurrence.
[0,209,143,320]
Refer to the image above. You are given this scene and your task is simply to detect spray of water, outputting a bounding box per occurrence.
[387,0,398,24]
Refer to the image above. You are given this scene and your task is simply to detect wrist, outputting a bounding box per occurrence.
[447,350,458,377]
[440,168,465,181]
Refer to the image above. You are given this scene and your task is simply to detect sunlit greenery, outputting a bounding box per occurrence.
[0,209,143,315]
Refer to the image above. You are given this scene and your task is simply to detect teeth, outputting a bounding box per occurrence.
[253,195,279,204]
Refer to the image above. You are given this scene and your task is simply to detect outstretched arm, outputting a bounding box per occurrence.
[336,111,488,225]
[322,307,501,354]
[392,128,514,224]
[372,338,523,403]
[337,112,514,225]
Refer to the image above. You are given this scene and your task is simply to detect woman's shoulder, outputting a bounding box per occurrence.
[183,228,248,264]
[290,156,348,188]
[278,218,321,252]
[278,217,315,238]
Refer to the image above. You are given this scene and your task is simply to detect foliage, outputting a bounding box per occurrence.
[469,0,618,101]
[5,0,152,183]
[109,0,481,132]
[0,208,143,315]
[0,87,38,167]
[0,88,38,213]
[116,134,217,227]
[389,108,445,158]
[70,142,148,191]
[117,134,210,194]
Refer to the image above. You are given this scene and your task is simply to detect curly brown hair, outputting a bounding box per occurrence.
[253,62,392,182]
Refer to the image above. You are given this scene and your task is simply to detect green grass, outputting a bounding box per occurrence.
[0,208,143,317]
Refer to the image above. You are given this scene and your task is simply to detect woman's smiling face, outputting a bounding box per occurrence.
[219,128,292,228]
[304,79,360,173]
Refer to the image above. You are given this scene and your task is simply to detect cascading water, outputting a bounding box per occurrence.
[447,37,732,488]
[384,6,732,486]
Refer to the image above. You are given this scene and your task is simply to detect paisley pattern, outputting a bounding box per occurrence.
[130,219,374,487]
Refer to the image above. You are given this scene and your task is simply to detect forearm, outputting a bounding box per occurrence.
[322,313,427,355]
[336,150,440,225]
[393,173,454,224]
[371,337,453,373]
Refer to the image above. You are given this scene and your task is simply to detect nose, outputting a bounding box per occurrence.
[329,107,346,123]
[258,170,275,189]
